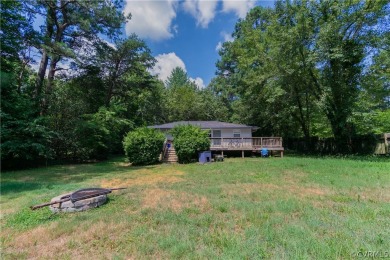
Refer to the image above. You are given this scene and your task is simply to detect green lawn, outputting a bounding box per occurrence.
[1,156,390,259]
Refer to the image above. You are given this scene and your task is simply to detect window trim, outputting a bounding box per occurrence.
[212,129,221,138]
[233,129,241,138]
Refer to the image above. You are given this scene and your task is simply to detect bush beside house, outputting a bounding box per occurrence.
[171,125,210,163]
[123,127,165,165]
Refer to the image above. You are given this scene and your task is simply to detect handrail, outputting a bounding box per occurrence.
[161,139,168,161]
[209,137,283,148]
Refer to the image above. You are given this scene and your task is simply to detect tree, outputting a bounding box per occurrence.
[1,0,169,168]
[1,1,54,169]
[163,67,228,122]
[353,46,390,134]
[28,0,127,111]
[1,71,54,169]
[1,0,37,93]
[214,0,389,152]
[165,67,190,89]
[91,36,155,107]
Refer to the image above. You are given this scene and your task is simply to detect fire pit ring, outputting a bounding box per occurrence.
[49,192,107,213]
[30,187,126,211]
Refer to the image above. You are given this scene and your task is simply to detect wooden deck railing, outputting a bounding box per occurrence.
[209,137,283,150]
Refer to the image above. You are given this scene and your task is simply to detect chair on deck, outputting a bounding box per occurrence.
[261,148,269,157]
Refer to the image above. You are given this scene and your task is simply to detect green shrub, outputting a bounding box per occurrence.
[73,119,110,160]
[171,125,210,163]
[123,127,165,165]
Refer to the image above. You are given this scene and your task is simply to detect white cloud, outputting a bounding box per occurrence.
[221,31,234,42]
[222,0,255,18]
[150,52,205,88]
[183,0,218,28]
[216,31,234,51]
[215,42,223,51]
[124,0,177,41]
[103,40,117,50]
[190,77,206,89]
[150,52,186,82]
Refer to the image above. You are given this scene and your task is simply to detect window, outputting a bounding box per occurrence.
[233,129,241,138]
[212,130,221,138]
[212,130,221,146]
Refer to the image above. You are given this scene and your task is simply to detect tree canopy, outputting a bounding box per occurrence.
[214,0,389,152]
[1,0,389,169]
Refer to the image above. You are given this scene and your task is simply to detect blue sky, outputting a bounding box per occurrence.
[31,1,275,87]
[123,0,275,88]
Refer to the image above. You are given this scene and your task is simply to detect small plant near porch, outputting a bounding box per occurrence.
[171,125,210,163]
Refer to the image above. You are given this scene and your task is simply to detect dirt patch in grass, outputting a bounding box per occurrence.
[142,188,176,210]
[4,221,134,259]
[223,183,278,195]
[116,162,131,167]
[101,169,184,188]
[223,169,330,199]
[18,176,36,181]
[223,183,329,198]
[5,223,58,249]
[141,188,210,213]
[1,207,17,216]
[282,170,307,183]
[288,186,327,197]
[348,187,390,203]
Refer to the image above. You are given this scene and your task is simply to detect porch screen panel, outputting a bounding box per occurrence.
[213,130,221,146]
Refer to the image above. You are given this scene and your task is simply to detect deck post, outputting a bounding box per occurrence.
[222,151,224,157]
[242,150,244,158]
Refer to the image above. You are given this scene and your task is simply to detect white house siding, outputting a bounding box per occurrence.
[211,128,253,148]
[165,132,173,140]
[220,128,252,138]
[163,128,253,148]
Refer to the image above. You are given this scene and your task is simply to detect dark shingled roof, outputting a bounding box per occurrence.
[149,121,258,131]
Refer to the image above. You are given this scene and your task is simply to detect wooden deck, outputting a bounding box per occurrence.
[210,137,284,157]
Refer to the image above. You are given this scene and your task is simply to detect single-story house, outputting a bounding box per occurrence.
[149,121,284,161]
[149,120,258,140]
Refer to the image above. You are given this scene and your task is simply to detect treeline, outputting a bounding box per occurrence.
[211,0,389,153]
[1,0,389,170]
[0,1,226,169]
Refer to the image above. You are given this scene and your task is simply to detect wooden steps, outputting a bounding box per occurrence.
[163,146,178,163]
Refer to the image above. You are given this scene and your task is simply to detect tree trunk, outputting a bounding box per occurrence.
[17,59,29,94]
[105,81,115,107]
[36,4,54,106]
[105,60,120,106]
[327,112,352,154]
[36,50,49,98]
[42,56,60,113]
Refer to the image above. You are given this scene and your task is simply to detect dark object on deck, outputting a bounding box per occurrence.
[30,187,126,210]
[199,151,212,164]
[261,148,269,157]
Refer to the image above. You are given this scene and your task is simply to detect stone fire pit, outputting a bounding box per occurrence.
[49,192,107,213]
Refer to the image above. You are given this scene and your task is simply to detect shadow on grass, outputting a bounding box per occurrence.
[1,156,159,195]
[285,151,389,162]
[1,182,44,195]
